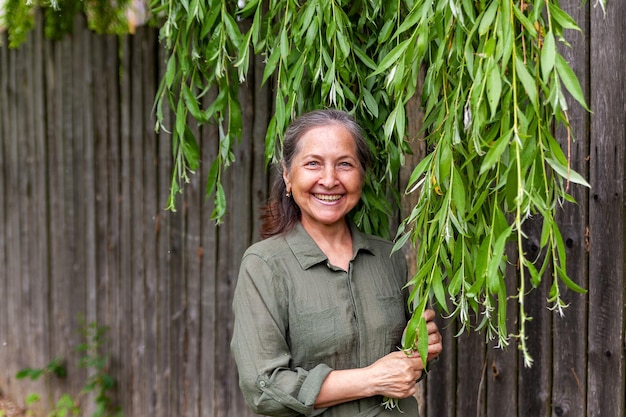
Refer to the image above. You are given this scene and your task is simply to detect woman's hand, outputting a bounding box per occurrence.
[422,308,443,361]
[365,350,424,399]
[315,309,445,408]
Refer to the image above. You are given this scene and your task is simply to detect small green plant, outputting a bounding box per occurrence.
[16,319,122,417]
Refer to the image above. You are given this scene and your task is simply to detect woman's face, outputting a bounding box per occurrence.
[283,123,364,232]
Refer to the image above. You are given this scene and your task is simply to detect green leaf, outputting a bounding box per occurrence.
[417,315,429,363]
[486,63,502,119]
[205,158,221,198]
[353,44,377,70]
[431,268,449,313]
[550,4,581,32]
[211,183,226,223]
[515,55,538,109]
[362,88,379,117]
[512,4,538,38]
[182,128,201,171]
[480,129,511,174]
[546,157,590,188]
[478,1,498,36]
[369,38,411,78]
[540,30,556,83]
[556,266,587,293]
[555,53,590,111]
[262,46,281,85]
[182,84,205,123]
[487,225,512,292]
[406,153,434,192]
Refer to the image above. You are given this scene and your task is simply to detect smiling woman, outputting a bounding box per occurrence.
[230,109,443,417]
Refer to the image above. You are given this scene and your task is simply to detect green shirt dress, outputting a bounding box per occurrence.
[231,221,419,417]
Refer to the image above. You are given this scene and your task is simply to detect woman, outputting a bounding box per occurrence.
[231,109,442,416]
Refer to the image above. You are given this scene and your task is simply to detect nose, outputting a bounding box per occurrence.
[320,166,338,188]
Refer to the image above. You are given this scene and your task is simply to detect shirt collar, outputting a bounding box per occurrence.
[285,220,375,270]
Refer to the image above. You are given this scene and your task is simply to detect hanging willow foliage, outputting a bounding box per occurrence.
[3,0,602,378]
[389,0,596,368]
[1,0,131,47]
[151,0,598,369]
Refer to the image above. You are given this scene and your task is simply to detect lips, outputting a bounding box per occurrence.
[313,193,343,202]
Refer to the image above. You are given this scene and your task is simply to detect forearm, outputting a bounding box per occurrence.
[315,368,375,408]
[314,353,424,409]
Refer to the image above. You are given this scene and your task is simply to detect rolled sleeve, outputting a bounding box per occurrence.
[231,252,333,417]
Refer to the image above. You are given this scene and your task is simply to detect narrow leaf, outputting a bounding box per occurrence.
[555,53,590,111]
[540,30,556,83]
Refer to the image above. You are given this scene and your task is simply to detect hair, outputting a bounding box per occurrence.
[259,109,373,239]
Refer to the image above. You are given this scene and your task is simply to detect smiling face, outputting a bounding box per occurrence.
[283,123,364,234]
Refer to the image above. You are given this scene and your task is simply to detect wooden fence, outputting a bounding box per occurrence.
[1,2,624,416]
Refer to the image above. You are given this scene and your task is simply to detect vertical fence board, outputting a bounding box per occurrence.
[456,322,487,416]
[129,29,147,417]
[140,27,159,417]
[25,15,51,410]
[199,89,219,417]
[103,33,124,414]
[68,16,89,395]
[155,41,174,417]
[19,15,36,382]
[17,20,35,391]
[486,255,518,417]
[587,1,626,416]
[117,34,135,416]
[0,30,8,395]
[183,116,203,417]
[518,261,552,416]
[552,1,591,416]
[4,30,25,404]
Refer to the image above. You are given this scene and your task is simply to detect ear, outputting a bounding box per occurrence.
[282,162,290,190]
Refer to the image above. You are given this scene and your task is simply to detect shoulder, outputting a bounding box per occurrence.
[242,234,290,261]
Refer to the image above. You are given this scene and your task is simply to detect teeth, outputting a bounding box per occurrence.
[315,194,342,202]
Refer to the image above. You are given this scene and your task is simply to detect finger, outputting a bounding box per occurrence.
[427,320,439,334]
[428,330,442,345]
[422,308,436,321]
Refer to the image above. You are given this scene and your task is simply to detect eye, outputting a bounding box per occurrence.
[305,160,320,167]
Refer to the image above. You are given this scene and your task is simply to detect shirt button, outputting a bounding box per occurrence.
[259,381,266,388]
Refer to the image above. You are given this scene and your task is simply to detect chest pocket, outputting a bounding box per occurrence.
[374,294,406,350]
[289,306,355,369]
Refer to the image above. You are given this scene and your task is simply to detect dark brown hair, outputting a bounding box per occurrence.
[259,109,372,238]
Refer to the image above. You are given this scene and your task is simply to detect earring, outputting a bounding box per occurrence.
[286,191,291,198]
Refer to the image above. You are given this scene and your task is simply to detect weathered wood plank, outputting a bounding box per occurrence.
[4,27,27,404]
[140,27,159,417]
[587,1,626,415]
[46,32,77,402]
[25,13,51,409]
[456,318,487,417]
[485,251,518,417]
[155,42,174,417]
[129,28,149,417]
[66,15,88,395]
[551,1,591,416]
[182,98,203,417]
[16,13,35,390]
[102,33,124,413]
[518,268,552,416]
[117,33,135,416]
[0,29,9,394]
[199,87,219,417]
